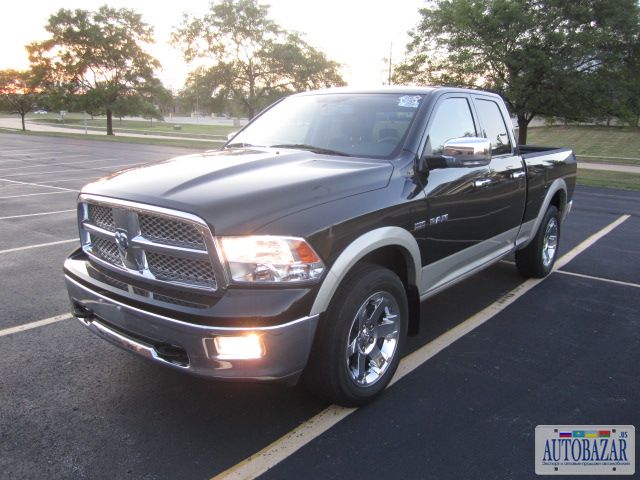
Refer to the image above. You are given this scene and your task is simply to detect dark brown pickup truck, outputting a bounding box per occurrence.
[64,86,577,405]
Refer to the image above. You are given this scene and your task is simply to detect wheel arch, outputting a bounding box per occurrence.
[516,178,567,250]
[310,227,422,334]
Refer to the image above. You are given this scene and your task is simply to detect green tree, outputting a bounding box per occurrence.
[0,69,43,131]
[394,0,640,143]
[27,5,162,135]
[172,0,345,118]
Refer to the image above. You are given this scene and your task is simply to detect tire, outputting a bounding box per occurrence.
[516,205,560,278]
[303,264,408,406]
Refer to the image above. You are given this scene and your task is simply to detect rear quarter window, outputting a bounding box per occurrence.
[474,99,512,155]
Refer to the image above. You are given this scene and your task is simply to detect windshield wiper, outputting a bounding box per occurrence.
[268,144,351,157]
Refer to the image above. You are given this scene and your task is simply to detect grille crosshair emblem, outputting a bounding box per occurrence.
[114,228,129,253]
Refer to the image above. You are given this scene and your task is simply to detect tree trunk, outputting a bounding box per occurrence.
[517,114,530,145]
[20,112,26,131]
[248,72,256,119]
[106,109,114,136]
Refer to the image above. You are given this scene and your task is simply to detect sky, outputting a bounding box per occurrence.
[0,0,426,91]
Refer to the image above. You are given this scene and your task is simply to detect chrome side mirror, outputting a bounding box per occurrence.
[421,137,492,170]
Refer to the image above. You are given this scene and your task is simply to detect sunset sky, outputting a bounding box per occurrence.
[0,0,425,91]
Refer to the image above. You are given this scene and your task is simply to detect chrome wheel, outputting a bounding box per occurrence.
[542,217,558,268]
[345,291,400,386]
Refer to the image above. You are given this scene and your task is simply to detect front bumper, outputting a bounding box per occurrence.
[65,274,319,381]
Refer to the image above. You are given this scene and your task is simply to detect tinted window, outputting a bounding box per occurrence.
[426,97,477,154]
[475,99,512,155]
[228,93,425,158]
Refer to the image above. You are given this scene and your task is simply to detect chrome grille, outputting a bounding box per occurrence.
[91,236,122,266]
[79,195,218,292]
[88,204,115,232]
[147,252,217,289]
[86,264,208,309]
[139,213,205,249]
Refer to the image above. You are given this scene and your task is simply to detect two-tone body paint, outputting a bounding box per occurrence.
[69,87,576,329]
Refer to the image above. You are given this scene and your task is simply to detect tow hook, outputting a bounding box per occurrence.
[72,302,94,320]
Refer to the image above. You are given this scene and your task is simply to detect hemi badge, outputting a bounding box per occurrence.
[414,220,426,231]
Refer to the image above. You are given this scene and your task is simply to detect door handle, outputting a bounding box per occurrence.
[510,170,526,179]
[473,179,492,188]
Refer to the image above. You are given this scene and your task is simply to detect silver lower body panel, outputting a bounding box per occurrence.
[65,275,319,381]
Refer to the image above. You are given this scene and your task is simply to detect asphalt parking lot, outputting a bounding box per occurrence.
[0,132,638,479]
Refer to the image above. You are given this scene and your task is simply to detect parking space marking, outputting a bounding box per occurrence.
[0,190,78,200]
[0,153,89,159]
[0,313,72,338]
[0,209,76,221]
[0,178,76,191]
[0,152,58,158]
[36,177,100,185]
[1,170,99,179]
[213,214,631,480]
[0,148,49,153]
[93,162,146,171]
[0,158,120,172]
[0,162,141,178]
[0,150,54,157]
[0,239,77,255]
[554,214,630,268]
[556,270,640,289]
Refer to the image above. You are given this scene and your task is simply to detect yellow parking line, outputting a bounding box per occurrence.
[0,190,77,199]
[0,239,77,255]
[0,314,73,338]
[0,209,75,221]
[213,214,631,480]
[556,270,640,289]
[0,177,76,191]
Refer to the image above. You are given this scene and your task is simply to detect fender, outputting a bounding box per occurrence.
[516,178,567,249]
[309,227,422,316]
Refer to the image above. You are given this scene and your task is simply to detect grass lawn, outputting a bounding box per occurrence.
[576,169,640,191]
[527,126,640,165]
[0,128,223,150]
[29,116,237,137]
[4,119,640,191]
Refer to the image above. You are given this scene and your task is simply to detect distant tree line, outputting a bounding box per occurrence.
[393,0,640,143]
[0,0,345,133]
[2,0,638,141]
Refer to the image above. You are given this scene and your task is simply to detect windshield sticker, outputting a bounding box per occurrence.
[398,95,422,108]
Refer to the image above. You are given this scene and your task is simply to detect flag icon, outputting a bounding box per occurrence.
[559,432,572,438]
[573,431,585,438]
[585,431,598,438]
[598,430,611,438]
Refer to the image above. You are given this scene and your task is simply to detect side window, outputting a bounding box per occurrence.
[426,97,476,155]
[474,99,512,155]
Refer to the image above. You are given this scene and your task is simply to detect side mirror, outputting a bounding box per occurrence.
[420,137,492,171]
[226,131,239,141]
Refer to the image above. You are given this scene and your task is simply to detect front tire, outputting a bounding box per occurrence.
[516,205,560,278]
[303,264,408,406]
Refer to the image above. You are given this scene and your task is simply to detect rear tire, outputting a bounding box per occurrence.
[516,205,560,278]
[303,264,408,406]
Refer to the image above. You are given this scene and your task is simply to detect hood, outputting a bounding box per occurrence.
[82,148,393,234]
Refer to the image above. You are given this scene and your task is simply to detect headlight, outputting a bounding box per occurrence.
[217,236,325,283]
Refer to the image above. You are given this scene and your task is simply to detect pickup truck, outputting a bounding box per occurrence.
[64,87,577,406]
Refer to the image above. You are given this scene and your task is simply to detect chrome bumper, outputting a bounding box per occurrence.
[65,275,319,381]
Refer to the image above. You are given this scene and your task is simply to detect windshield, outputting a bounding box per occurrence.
[227,93,425,158]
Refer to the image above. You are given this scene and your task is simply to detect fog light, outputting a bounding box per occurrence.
[213,334,264,360]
